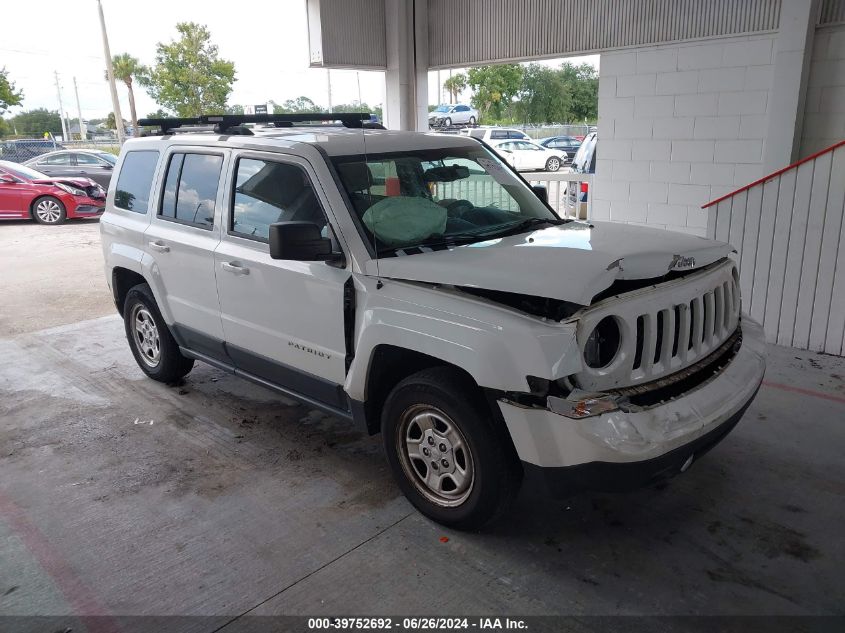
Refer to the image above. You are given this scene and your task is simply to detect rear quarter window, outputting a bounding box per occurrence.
[114,151,160,213]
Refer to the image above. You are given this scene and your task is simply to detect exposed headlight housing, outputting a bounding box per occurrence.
[583,316,621,369]
[54,182,86,196]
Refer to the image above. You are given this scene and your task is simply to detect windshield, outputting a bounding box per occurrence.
[1,163,48,180]
[433,105,451,113]
[332,145,561,256]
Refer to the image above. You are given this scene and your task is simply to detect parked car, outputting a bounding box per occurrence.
[101,114,765,529]
[0,139,65,163]
[24,150,117,188]
[0,160,106,224]
[538,135,582,161]
[459,126,529,142]
[428,104,478,127]
[490,139,567,172]
[567,131,596,218]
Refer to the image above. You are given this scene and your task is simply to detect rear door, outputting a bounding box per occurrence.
[144,148,229,359]
[74,153,114,187]
[213,151,350,411]
[32,153,76,178]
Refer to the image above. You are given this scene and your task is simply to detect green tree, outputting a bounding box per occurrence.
[9,108,61,137]
[514,64,571,125]
[0,117,11,138]
[0,68,24,115]
[273,96,322,113]
[467,64,523,121]
[562,63,598,121]
[145,108,171,119]
[140,22,236,117]
[226,104,245,115]
[442,73,467,104]
[107,53,146,135]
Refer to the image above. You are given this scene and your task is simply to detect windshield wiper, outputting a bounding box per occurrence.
[483,216,568,238]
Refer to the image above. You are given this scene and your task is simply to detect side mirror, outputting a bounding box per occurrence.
[531,185,548,204]
[269,221,342,262]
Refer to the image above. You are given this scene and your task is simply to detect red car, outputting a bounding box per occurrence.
[0,160,106,225]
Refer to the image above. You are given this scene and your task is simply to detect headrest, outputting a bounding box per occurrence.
[338,162,372,193]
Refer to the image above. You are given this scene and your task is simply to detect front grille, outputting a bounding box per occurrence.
[574,260,740,392]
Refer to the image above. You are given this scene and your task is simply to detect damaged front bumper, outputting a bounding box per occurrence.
[497,316,766,497]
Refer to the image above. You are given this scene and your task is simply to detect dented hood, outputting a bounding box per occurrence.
[364,221,732,306]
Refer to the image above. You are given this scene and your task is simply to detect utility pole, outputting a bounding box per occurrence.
[326,68,333,113]
[73,77,86,141]
[54,71,70,142]
[97,0,125,144]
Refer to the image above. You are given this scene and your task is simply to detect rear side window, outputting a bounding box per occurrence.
[160,152,223,229]
[114,151,160,213]
[490,130,507,139]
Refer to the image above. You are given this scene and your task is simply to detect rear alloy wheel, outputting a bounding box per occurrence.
[123,283,194,382]
[32,196,67,225]
[382,367,522,529]
[545,157,562,172]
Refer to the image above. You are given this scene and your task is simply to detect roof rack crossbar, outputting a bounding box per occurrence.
[138,112,372,134]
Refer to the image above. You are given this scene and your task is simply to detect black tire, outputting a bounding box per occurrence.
[382,367,522,530]
[545,157,562,172]
[31,196,67,225]
[469,116,476,125]
[123,283,194,382]
[444,117,452,127]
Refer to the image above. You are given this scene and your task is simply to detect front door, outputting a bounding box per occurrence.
[214,152,349,412]
[144,148,228,359]
[0,170,26,218]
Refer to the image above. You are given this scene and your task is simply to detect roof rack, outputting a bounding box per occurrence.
[137,112,377,135]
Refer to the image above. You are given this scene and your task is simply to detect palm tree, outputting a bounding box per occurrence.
[443,73,467,104]
[106,54,145,136]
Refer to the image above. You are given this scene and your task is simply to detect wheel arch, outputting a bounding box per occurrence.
[357,345,480,436]
[112,267,148,316]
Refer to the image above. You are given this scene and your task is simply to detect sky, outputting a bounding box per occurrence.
[1,0,597,121]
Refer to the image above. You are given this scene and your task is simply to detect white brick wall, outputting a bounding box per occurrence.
[595,34,776,236]
[800,25,845,157]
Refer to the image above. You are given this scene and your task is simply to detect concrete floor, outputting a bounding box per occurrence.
[0,222,843,627]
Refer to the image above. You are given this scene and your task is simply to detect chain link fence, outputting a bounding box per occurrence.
[0,138,120,163]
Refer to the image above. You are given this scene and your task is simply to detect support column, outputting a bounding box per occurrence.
[763,0,819,172]
[384,0,428,131]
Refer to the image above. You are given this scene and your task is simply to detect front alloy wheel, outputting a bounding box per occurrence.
[382,367,522,529]
[33,197,66,224]
[398,405,475,507]
[545,157,561,172]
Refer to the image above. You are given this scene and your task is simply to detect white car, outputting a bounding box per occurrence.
[428,104,478,127]
[101,113,765,529]
[490,139,567,172]
[459,126,529,142]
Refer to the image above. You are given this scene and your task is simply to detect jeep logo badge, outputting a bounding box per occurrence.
[671,255,696,270]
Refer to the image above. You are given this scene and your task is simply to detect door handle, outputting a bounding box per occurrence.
[221,261,250,275]
[148,240,170,253]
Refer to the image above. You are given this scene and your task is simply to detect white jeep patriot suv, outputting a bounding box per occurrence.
[101,113,765,529]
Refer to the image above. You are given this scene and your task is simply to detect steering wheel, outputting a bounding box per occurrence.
[444,199,474,218]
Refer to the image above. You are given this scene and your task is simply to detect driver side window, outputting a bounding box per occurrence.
[230,158,328,242]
